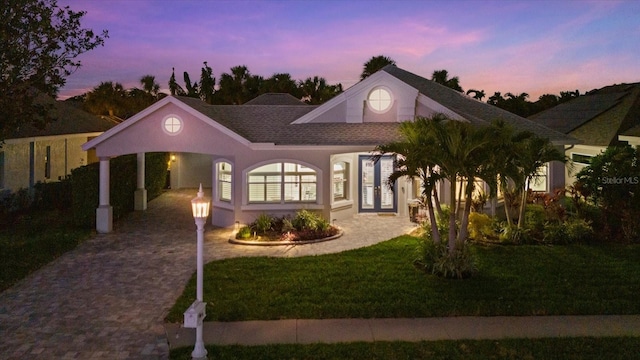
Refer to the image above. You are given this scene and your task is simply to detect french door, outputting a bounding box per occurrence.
[358,155,397,213]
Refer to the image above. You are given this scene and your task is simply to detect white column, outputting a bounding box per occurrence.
[192,216,207,359]
[134,152,147,211]
[96,157,113,233]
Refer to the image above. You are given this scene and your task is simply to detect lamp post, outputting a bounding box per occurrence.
[190,184,210,359]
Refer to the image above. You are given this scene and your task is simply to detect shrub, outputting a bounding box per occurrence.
[565,218,594,243]
[543,222,568,244]
[467,212,494,240]
[499,224,531,244]
[292,209,320,231]
[523,204,546,239]
[415,235,477,279]
[236,226,252,239]
[255,213,273,234]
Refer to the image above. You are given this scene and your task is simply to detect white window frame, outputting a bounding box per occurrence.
[367,87,393,113]
[213,159,234,211]
[571,152,593,165]
[216,161,232,202]
[162,115,183,135]
[333,161,349,201]
[246,161,318,204]
[529,163,548,192]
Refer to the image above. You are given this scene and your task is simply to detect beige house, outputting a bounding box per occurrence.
[0,97,116,192]
[83,65,574,233]
[530,82,640,185]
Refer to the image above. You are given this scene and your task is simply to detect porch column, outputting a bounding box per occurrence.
[134,152,147,211]
[96,157,113,233]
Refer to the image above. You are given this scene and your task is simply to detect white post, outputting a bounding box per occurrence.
[192,216,207,359]
[191,184,209,360]
[134,152,147,211]
[96,157,113,233]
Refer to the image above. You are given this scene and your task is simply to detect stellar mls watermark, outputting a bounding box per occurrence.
[601,176,640,185]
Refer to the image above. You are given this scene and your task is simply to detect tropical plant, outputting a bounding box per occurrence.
[254,213,273,234]
[360,55,396,80]
[431,70,463,92]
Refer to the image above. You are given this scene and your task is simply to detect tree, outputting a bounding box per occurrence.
[466,89,486,101]
[262,73,301,97]
[431,70,463,92]
[139,75,160,97]
[377,114,493,251]
[1,0,108,142]
[215,65,262,105]
[84,81,126,117]
[199,61,215,104]
[575,144,640,242]
[300,76,343,105]
[360,55,396,80]
[168,67,185,96]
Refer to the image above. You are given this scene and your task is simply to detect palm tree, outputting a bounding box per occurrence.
[377,114,493,250]
[431,70,463,92]
[199,61,216,104]
[139,75,160,97]
[466,89,486,101]
[360,55,396,80]
[169,67,185,96]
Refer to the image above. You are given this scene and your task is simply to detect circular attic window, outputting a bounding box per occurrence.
[163,116,183,135]
[368,88,392,113]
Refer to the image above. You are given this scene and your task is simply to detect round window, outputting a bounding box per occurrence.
[368,88,392,113]
[163,116,182,135]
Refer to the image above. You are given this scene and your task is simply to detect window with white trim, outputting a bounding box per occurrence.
[529,164,548,192]
[248,162,317,203]
[368,87,392,113]
[333,161,349,201]
[217,162,232,202]
[163,116,183,135]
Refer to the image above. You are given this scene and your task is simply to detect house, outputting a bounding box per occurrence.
[82,65,575,233]
[530,82,640,185]
[0,96,117,192]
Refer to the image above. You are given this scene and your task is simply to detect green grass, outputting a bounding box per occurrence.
[0,210,91,292]
[170,337,640,359]
[167,235,640,322]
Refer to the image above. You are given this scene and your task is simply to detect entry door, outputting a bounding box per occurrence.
[359,155,397,213]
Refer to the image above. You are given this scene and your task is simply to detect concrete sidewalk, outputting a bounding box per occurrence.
[165,315,640,348]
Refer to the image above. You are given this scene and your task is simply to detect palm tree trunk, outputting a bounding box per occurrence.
[426,193,441,244]
[457,186,474,246]
[448,179,457,251]
[517,178,529,228]
[433,186,442,216]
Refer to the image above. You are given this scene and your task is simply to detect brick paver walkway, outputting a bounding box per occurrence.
[0,190,415,359]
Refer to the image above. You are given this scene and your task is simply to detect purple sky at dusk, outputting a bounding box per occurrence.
[57,0,640,101]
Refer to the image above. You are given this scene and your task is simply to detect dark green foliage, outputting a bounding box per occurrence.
[415,236,477,279]
[254,213,273,234]
[292,209,321,231]
[170,338,640,360]
[71,152,168,228]
[236,226,251,239]
[575,144,640,242]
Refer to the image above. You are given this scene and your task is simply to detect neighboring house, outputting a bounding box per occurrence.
[82,65,574,233]
[530,82,640,185]
[0,96,117,192]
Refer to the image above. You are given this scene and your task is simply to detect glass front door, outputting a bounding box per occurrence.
[359,155,396,213]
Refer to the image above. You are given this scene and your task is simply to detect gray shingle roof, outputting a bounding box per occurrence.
[175,65,578,146]
[529,82,640,146]
[244,93,307,105]
[10,94,117,139]
[175,96,401,145]
[381,65,576,145]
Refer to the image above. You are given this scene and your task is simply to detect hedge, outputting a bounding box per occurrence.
[71,152,169,228]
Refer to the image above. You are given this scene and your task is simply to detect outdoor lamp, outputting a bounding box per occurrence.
[189,183,210,360]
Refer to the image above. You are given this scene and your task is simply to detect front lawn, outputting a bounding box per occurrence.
[166,235,640,322]
[0,210,91,292]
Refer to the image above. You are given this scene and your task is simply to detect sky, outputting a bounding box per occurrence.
[57,0,640,101]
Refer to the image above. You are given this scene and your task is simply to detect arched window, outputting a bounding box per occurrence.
[248,162,317,203]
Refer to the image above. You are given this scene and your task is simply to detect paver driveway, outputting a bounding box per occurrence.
[0,190,415,359]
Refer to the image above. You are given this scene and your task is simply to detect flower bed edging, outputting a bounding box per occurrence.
[228,231,343,246]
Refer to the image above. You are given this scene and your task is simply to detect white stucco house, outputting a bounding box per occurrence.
[83,65,575,233]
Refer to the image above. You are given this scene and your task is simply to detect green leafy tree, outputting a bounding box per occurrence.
[431,70,463,92]
[575,144,640,242]
[139,74,160,98]
[466,89,486,101]
[1,0,108,142]
[215,65,262,104]
[262,73,301,97]
[84,81,126,117]
[360,55,396,80]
